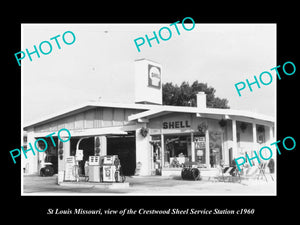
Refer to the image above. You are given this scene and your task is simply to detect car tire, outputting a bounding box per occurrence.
[44,166,54,176]
[40,168,45,177]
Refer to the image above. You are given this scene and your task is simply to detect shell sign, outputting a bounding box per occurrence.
[148,64,161,89]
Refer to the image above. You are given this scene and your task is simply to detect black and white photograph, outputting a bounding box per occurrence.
[4,10,298,220]
[21,23,277,196]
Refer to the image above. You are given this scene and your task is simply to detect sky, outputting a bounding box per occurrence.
[22,23,276,126]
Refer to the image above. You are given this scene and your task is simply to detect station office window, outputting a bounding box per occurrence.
[194,135,206,164]
[164,135,190,168]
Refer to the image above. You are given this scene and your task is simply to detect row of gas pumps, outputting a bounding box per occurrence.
[60,154,126,183]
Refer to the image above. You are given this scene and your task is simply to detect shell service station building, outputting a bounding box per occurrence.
[23,59,275,177]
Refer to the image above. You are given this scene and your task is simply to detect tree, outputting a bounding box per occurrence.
[162,80,230,109]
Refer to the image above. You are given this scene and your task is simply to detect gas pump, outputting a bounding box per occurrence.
[88,156,101,182]
[100,155,125,183]
[87,155,125,183]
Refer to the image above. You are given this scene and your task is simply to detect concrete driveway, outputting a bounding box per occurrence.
[22,174,276,195]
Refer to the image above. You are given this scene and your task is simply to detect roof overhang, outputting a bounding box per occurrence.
[23,101,155,130]
[33,127,128,138]
[24,100,275,130]
[128,106,275,125]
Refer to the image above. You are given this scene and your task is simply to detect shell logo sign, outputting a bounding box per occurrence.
[148,64,161,89]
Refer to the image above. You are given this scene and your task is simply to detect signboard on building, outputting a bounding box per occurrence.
[134,59,162,105]
[194,136,205,150]
[148,64,161,89]
[162,120,191,129]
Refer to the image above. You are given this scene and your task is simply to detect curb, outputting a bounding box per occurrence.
[58,182,130,189]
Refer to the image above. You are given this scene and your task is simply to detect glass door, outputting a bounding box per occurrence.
[150,135,162,175]
[209,131,223,168]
